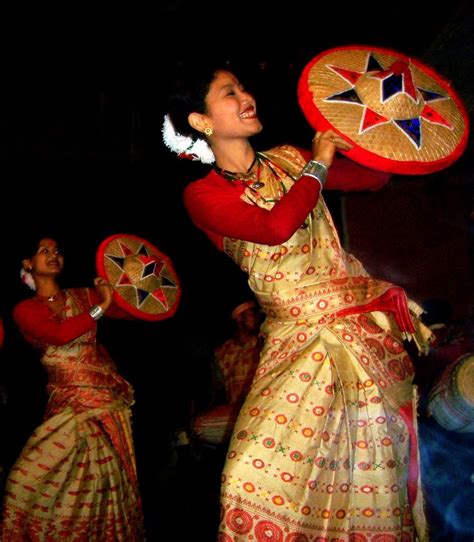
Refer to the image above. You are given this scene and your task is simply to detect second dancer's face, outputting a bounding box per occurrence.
[203,70,262,140]
[27,238,64,277]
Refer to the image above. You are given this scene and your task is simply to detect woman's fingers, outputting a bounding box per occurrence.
[334,136,352,151]
[94,277,113,293]
[311,130,347,167]
[313,130,352,151]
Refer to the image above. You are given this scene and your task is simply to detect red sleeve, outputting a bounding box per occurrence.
[295,147,390,191]
[327,155,391,191]
[184,174,321,247]
[13,299,96,347]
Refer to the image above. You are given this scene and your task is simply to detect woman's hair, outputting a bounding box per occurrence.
[167,60,237,139]
[20,230,64,261]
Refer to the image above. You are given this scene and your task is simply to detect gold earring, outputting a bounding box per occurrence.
[204,126,213,136]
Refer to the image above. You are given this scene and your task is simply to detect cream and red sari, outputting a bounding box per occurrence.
[1,289,143,541]
[218,146,430,541]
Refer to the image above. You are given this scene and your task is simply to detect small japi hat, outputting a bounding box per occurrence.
[96,233,181,321]
[298,45,469,175]
[231,300,257,320]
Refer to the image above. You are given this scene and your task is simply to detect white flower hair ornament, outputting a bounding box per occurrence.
[162,114,215,165]
[20,268,36,291]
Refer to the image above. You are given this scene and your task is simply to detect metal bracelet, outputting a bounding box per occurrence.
[89,304,104,320]
[300,160,328,187]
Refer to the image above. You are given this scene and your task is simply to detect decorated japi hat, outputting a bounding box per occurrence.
[298,45,469,175]
[96,233,181,321]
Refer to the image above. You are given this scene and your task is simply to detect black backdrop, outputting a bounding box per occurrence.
[0,2,472,539]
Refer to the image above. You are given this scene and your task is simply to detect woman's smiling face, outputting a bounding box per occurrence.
[203,70,262,140]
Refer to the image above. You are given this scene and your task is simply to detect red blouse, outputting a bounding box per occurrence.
[184,152,390,250]
[14,289,129,347]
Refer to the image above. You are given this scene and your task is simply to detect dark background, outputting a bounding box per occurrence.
[0,1,473,540]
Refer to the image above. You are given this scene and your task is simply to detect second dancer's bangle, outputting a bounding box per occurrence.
[89,305,104,320]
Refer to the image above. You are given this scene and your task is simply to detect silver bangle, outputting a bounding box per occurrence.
[300,160,328,187]
[89,305,104,320]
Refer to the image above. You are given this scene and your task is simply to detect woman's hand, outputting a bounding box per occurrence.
[94,277,114,312]
[311,130,352,168]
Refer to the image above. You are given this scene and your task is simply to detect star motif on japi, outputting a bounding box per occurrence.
[324,52,452,149]
[105,242,177,310]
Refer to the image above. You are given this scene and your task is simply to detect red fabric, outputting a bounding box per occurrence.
[13,289,130,347]
[184,153,390,250]
[184,171,321,249]
[14,298,95,347]
[336,286,416,334]
[399,401,419,507]
[298,150,391,191]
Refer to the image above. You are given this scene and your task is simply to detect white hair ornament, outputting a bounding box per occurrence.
[162,114,215,164]
[20,268,36,291]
